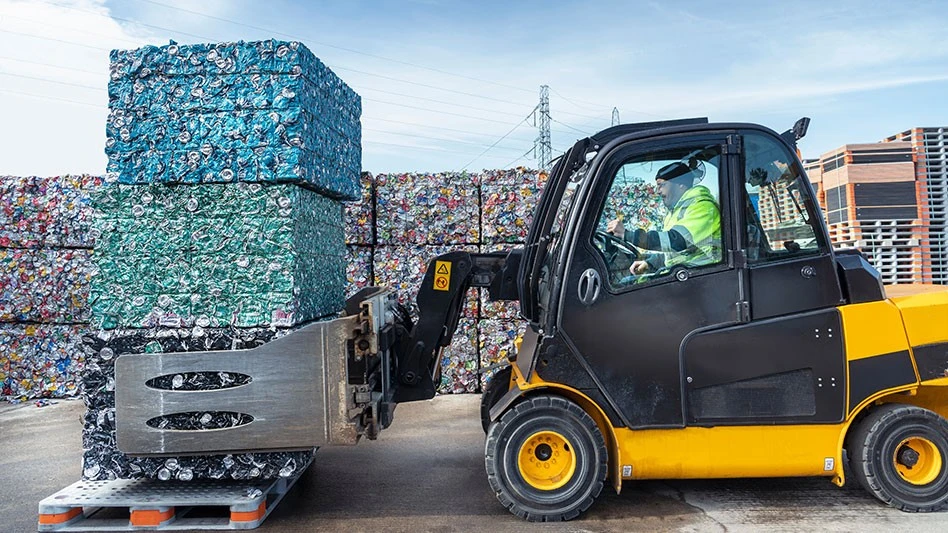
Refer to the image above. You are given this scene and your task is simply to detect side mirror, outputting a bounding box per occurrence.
[780,117,811,147]
[792,117,810,141]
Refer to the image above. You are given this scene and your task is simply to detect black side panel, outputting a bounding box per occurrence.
[690,369,816,419]
[848,351,918,412]
[533,337,623,427]
[749,254,843,319]
[684,308,846,424]
[913,343,948,381]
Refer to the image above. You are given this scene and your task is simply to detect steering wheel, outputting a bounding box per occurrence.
[594,230,641,260]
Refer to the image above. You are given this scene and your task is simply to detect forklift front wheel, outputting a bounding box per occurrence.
[848,403,948,512]
[485,395,607,521]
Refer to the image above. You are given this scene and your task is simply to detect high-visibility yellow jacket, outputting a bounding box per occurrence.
[627,185,722,270]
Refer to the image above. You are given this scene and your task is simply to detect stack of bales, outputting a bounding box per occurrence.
[477,168,544,387]
[364,168,552,393]
[82,39,360,482]
[344,171,375,295]
[0,175,100,401]
[374,171,481,393]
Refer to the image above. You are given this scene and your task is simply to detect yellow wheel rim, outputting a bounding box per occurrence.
[517,430,577,491]
[893,436,943,486]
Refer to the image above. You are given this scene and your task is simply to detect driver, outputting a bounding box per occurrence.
[607,161,721,275]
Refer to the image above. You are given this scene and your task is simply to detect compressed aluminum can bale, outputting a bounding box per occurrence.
[79,326,313,481]
[345,245,373,297]
[90,182,345,329]
[373,245,478,319]
[0,248,93,323]
[344,172,374,245]
[597,178,663,232]
[0,324,84,401]
[480,168,544,244]
[478,319,527,390]
[438,318,478,394]
[107,39,360,200]
[0,175,102,248]
[375,172,479,245]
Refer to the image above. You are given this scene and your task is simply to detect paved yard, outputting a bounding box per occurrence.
[3,395,948,532]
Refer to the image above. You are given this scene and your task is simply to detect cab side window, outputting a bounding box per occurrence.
[743,133,820,262]
[592,143,725,288]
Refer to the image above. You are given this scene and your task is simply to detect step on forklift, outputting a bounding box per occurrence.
[114,118,948,523]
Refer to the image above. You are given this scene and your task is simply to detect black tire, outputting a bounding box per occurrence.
[847,403,948,511]
[480,366,514,434]
[485,395,607,521]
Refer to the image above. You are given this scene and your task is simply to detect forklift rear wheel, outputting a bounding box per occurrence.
[848,403,948,511]
[480,366,514,433]
[485,395,606,521]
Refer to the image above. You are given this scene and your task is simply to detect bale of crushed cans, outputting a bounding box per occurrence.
[77,39,357,481]
[0,174,102,248]
[478,319,527,390]
[0,324,85,399]
[346,245,373,297]
[107,39,361,200]
[345,172,374,245]
[90,182,345,329]
[480,168,545,245]
[80,326,312,481]
[440,318,479,393]
[0,174,100,402]
[375,172,480,245]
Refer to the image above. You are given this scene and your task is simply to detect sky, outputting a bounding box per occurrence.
[1,0,947,176]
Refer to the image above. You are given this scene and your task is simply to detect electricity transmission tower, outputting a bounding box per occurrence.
[535,85,552,171]
[612,107,620,126]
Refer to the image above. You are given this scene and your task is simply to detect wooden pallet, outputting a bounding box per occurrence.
[38,459,310,531]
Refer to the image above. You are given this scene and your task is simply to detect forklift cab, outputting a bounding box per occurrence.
[518,118,849,430]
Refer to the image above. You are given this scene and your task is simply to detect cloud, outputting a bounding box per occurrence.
[0,0,157,175]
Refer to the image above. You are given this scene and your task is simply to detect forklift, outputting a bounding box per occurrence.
[115,118,948,522]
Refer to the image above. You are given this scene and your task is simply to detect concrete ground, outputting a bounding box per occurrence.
[3,395,948,532]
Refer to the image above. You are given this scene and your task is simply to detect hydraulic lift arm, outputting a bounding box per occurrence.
[392,249,521,403]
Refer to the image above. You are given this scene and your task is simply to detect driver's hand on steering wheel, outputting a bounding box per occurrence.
[607,218,625,238]
[630,260,649,275]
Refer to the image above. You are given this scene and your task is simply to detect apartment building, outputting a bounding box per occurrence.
[804,127,948,285]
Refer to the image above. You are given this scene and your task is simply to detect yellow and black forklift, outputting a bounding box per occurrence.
[115,118,948,522]
[405,117,948,520]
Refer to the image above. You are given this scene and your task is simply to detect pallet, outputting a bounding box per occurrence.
[38,458,311,531]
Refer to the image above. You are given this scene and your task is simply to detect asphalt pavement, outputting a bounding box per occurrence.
[3,395,948,532]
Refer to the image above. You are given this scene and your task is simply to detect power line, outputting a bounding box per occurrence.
[550,117,591,136]
[362,97,532,127]
[359,87,531,120]
[363,128,531,153]
[368,117,535,144]
[549,86,604,113]
[459,108,535,171]
[0,71,105,91]
[4,12,144,47]
[365,139,526,159]
[43,0,223,44]
[0,56,103,76]
[0,89,104,108]
[501,146,536,169]
[134,0,536,95]
[0,28,110,51]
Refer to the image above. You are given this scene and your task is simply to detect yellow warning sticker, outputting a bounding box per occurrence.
[433,260,451,291]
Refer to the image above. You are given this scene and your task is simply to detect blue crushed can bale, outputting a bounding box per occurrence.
[106,39,360,200]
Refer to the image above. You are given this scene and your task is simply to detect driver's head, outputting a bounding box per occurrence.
[655,162,696,209]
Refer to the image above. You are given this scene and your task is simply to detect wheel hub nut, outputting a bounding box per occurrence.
[535,443,553,461]
[898,446,920,468]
